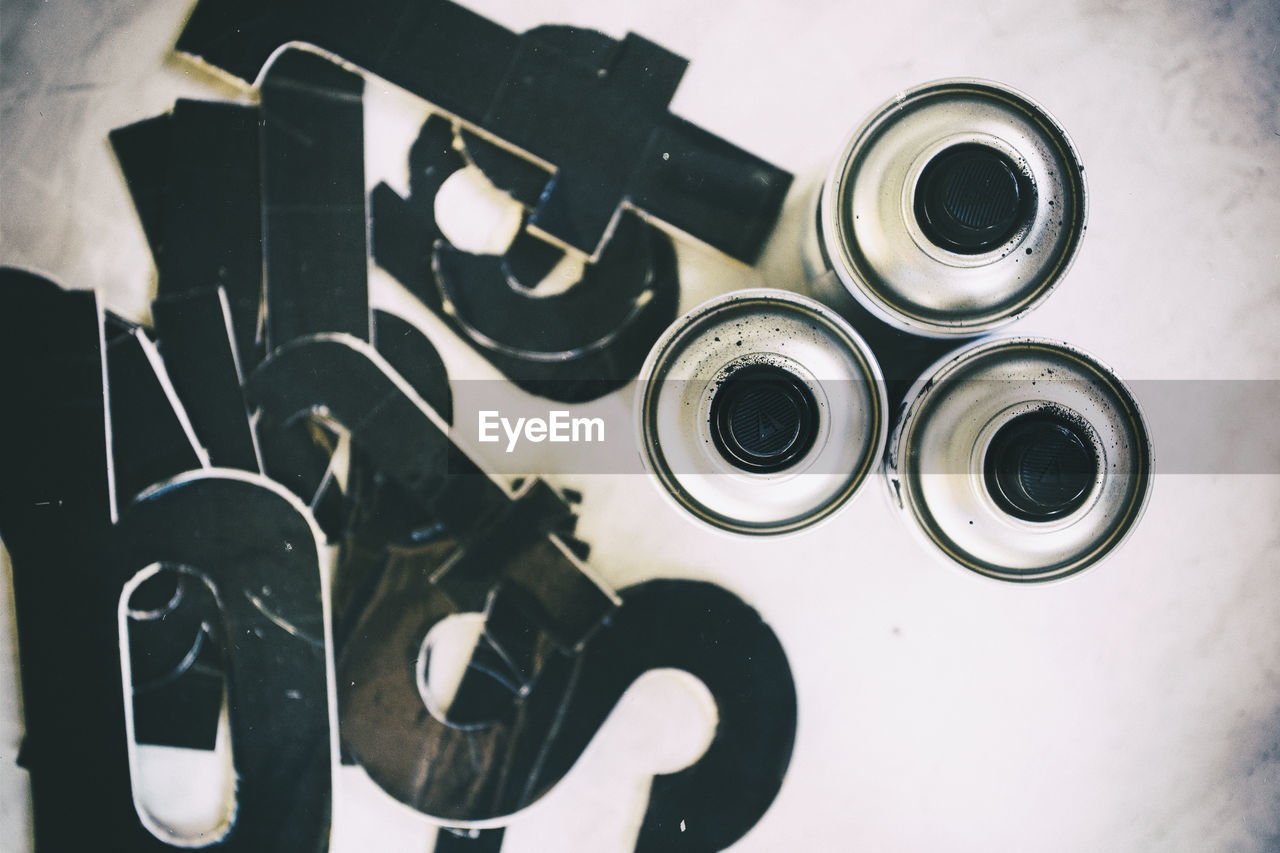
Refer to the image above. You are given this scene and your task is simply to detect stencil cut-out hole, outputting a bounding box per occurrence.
[415,611,520,729]
[434,166,524,256]
[121,564,233,847]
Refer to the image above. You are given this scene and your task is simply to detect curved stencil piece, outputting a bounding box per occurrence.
[542,579,797,853]
[1,276,332,849]
[339,573,795,851]
[373,115,680,403]
[246,334,458,514]
[107,471,333,851]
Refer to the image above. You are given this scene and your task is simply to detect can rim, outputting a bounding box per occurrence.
[819,77,1089,338]
[884,335,1154,581]
[637,288,888,537]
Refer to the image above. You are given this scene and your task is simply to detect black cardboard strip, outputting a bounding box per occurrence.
[166,99,265,370]
[372,310,454,426]
[177,0,791,262]
[435,828,506,852]
[108,115,172,266]
[260,48,371,351]
[110,101,265,371]
[152,288,262,472]
[105,320,207,510]
[0,272,118,850]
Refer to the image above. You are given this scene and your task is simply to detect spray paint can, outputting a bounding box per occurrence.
[637,290,886,535]
[804,78,1087,343]
[885,337,1153,581]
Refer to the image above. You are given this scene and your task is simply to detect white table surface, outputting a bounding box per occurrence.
[2,0,1278,850]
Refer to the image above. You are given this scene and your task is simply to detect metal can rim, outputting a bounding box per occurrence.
[885,335,1154,581]
[637,288,888,537]
[819,77,1089,338]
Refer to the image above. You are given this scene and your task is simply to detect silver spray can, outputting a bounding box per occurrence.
[885,337,1153,581]
[637,289,887,535]
[803,78,1087,339]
